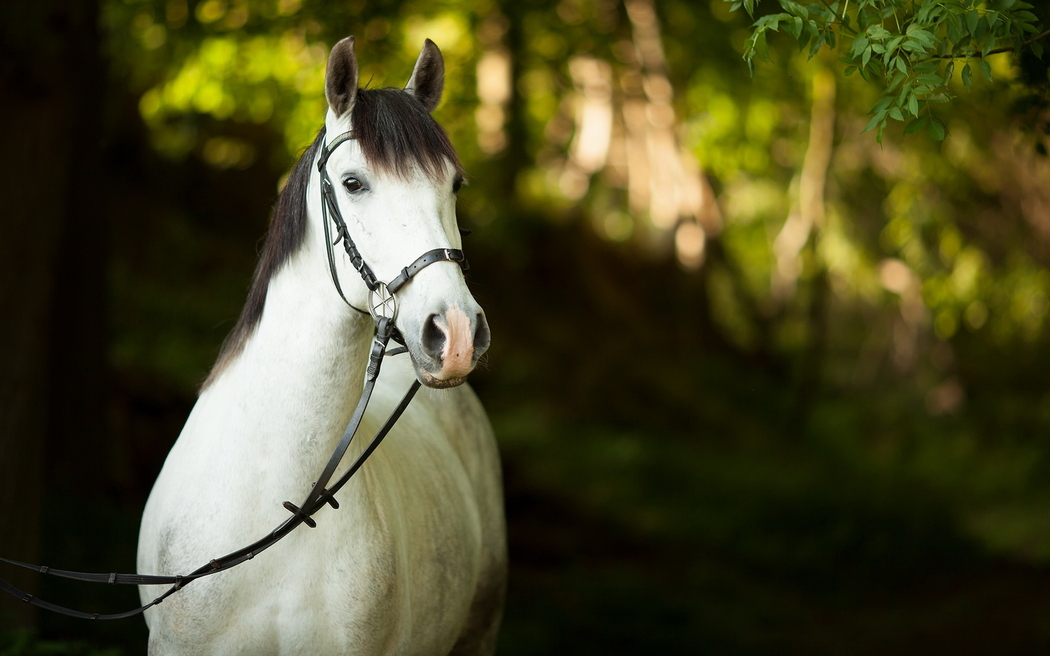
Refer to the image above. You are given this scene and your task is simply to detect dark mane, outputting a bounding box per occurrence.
[201,128,324,390]
[201,87,461,390]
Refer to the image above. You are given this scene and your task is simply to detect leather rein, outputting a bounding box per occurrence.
[0,126,469,620]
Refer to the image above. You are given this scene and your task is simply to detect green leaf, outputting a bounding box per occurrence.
[966,9,980,36]
[981,34,997,58]
[844,65,858,76]
[797,24,812,52]
[1033,39,1044,59]
[889,71,907,92]
[754,14,784,31]
[916,2,938,23]
[946,13,962,43]
[850,34,870,56]
[904,115,929,135]
[896,79,912,102]
[907,28,936,47]
[929,117,946,141]
[779,0,809,19]
[908,93,919,116]
[980,58,992,81]
[895,56,908,74]
[808,29,825,58]
[755,30,771,60]
[974,16,988,44]
[863,111,885,134]
[962,63,973,90]
[868,25,892,41]
[890,107,904,121]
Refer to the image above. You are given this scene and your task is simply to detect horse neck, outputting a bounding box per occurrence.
[201,231,375,477]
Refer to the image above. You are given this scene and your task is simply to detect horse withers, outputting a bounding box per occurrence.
[136,37,506,655]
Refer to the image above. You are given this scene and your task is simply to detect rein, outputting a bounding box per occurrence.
[0,127,469,620]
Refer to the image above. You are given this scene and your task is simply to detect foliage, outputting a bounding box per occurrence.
[729,0,1048,141]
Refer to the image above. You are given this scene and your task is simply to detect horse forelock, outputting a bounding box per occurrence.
[351,87,463,181]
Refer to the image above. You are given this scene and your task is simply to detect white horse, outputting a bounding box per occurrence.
[137,37,506,655]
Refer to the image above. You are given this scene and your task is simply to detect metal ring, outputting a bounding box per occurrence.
[369,282,398,322]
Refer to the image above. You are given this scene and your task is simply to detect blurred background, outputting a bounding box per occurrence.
[2,0,1050,653]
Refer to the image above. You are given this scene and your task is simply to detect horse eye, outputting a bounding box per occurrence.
[343,177,364,193]
[452,177,464,194]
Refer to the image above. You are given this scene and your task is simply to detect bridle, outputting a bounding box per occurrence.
[0,126,472,620]
[317,127,468,326]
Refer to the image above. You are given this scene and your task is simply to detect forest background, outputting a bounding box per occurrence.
[2,0,1050,653]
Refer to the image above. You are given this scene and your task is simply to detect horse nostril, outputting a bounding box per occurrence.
[473,313,491,357]
[421,309,488,377]
[421,314,445,360]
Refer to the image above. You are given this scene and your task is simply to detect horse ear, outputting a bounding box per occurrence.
[405,39,444,113]
[326,36,359,118]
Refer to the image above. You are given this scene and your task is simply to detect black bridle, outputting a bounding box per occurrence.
[0,126,471,620]
[317,128,468,324]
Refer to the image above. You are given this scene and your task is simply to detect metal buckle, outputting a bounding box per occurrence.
[369,281,398,321]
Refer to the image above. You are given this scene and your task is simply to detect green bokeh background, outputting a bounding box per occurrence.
[4,0,1050,653]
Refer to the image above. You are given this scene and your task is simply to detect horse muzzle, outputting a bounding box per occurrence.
[411,305,490,388]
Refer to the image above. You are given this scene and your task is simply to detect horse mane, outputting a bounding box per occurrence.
[201,87,462,391]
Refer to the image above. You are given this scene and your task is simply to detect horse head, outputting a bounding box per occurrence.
[316,37,490,389]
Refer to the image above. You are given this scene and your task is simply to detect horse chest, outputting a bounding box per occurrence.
[143,414,483,655]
